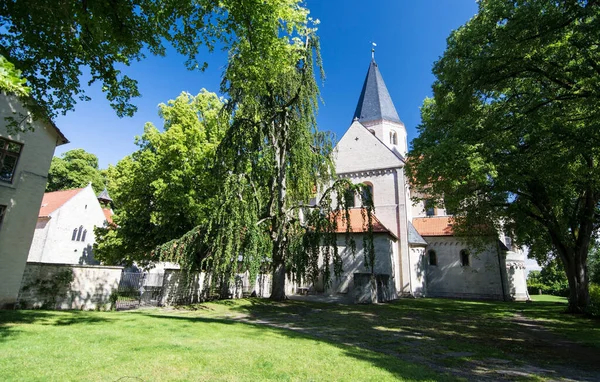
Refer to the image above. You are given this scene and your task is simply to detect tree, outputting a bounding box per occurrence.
[527,258,569,296]
[152,1,371,301]
[407,0,600,313]
[47,149,105,193]
[94,90,227,266]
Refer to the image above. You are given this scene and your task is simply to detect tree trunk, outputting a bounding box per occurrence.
[270,260,287,301]
[563,253,590,313]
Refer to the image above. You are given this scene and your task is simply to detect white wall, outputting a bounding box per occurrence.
[28,184,106,264]
[424,236,506,300]
[18,262,122,310]
[319,233,398,301]
[0,94,64,308]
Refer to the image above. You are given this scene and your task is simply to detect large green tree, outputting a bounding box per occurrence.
[408,0,600,313]
[47,149,105,193]
[0,0,228,118]
[94,90,227,266]
[152,1,371,301]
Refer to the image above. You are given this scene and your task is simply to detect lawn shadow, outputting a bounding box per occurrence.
[140,310,451,381]
[214,297,600,381]
[0,309,112,342]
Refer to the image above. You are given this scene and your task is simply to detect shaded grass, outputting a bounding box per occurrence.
[0,308,449,381]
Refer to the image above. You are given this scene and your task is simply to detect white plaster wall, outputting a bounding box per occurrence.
[0,94,63,308]
[18,262,122,310]
[320,233,397,299]
[505,250,529,301]
[28,185,107,265]
[362,120,407,157]
[424,236,505,300]
[409,246,427,297]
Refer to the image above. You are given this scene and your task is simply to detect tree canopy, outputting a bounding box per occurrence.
[407,0,600,313]
[47,149,105,193]
[94,90,227,266]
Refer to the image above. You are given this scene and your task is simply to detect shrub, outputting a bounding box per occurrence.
[588,283,600,316]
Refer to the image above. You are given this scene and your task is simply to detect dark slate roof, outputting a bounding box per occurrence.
[408,221,428,246]
[97,188,113,203]
[353,60,402,125]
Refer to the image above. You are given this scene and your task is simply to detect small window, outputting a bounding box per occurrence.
[0,205,6,232]
[0,137,23,183]
[81,229,87,242]
[425,200,435,217]
[428,250,437,266]
[344,188,355,208]
[361,183,373,206]
[71,228,78,241]
[390,131,398,145]
[460,250,470,266]
[76,225,83,241]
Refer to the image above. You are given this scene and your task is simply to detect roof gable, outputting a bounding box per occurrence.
[39,188,85,217]
[353,60,402,125]
[332,208,398,240]
[334,120,403,174]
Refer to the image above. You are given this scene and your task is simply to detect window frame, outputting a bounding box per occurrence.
[428,249,437,266]
[361,182,374,206]
[0,137,23,183]
[460,250,470,267]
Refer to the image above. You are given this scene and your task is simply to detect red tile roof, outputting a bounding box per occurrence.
[413,216,454,236]
[332,209,397,239]
[39,188,84,217]
[102,208,114,224]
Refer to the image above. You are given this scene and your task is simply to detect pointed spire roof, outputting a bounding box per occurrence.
[97,188,113,204]
[353,60,402,125]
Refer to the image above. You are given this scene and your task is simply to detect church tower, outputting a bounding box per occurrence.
[353,60,408,157]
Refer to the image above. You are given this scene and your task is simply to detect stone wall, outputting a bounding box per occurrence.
[18,262,123,310]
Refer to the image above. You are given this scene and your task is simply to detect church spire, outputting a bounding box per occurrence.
[352,60,402,125]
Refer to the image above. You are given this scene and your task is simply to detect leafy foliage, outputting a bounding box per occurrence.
[47,149,105,193]
[94,90,227,266]
[408,0,600,312]
[527,259,569,297]
[0,55,28,96]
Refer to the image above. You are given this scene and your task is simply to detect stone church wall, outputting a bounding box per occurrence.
[424,236,505,300]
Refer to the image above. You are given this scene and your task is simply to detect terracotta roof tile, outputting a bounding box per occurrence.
[102,208,114,224]
[39,188,84,217]
[413,216,454,236]
[332,208,397,239]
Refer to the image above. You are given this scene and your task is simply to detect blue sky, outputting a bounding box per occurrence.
[53,0,479,168]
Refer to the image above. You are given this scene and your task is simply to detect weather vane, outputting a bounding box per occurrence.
[371,42,377,60]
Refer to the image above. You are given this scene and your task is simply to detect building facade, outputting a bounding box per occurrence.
[317,60,528,302]
[28,184,113,265]
[0,93,68,308]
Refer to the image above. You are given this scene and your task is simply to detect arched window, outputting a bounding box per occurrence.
[425,200,435,217]
[344,188,355,208]
[460,250,470,267]
[390,131,398,145]
[71,228,78,241]
[76,225,83,241]
[81,229,87,242]
[361,182,374,206]
[428,250,437,266]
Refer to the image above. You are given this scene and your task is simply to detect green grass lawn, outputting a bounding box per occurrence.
[1,297,598,381]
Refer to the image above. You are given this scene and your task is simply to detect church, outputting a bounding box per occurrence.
[308,59,528,303]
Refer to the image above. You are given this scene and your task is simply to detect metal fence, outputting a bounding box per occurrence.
[115,272,165,310]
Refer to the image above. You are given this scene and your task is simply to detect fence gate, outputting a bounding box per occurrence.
[115,272,165,310]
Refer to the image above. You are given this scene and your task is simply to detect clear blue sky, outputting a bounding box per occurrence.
[54,0,479,169]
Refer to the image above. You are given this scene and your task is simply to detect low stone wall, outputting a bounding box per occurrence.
[18,262,123,310]
[160,269,272,306]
